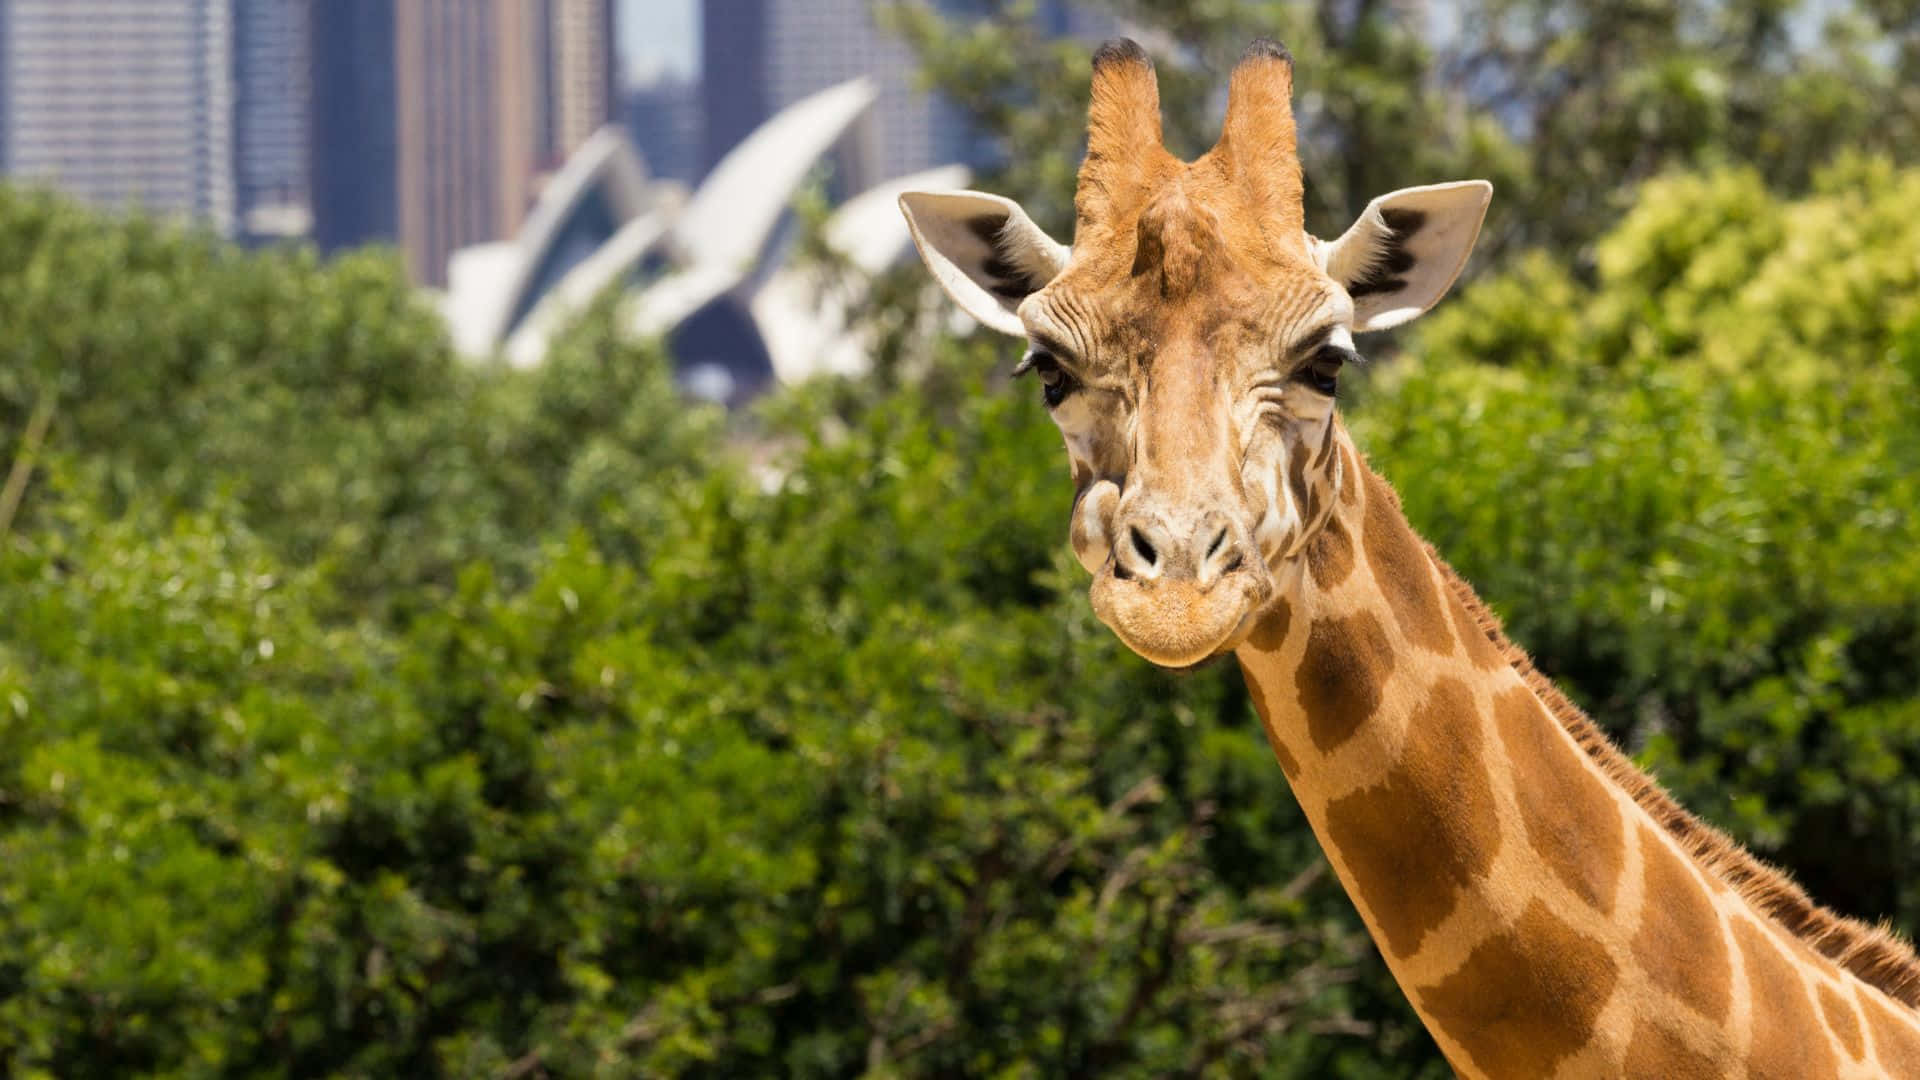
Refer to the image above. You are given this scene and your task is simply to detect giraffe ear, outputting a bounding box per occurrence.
[898,190,1069,336]
[1323,181,1492,333]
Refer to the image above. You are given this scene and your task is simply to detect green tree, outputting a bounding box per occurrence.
[0,186,722,618]
[5,138,1920,1080]
[884,0,1918,258]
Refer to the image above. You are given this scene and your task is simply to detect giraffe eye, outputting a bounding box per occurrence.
[1295,346,1350,396]
[1017,349,1077,407]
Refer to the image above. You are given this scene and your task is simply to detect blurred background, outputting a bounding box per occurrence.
[1,1,1917,1076]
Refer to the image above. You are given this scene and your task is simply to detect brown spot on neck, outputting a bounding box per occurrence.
[1493,685,1626,915]
[1632,824,1732,1023]
[1361,470,1455,654]
[1320,676,1501,957]
[1733,918,1841,1078]
[1338,445,1362,506]
[1862,989,1920,1071]
[1623,1018,1722,1079]
[1305,514,1355,589]
[1818,981,1864,1061]
[1239,601,1301,778]
[1446,579,1508,672]
[1248,598,1291,652]
[1416,900,1617,1077]
[1295,610,1394,752]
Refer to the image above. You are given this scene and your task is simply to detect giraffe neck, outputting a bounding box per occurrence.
[1233,431,1920,1079]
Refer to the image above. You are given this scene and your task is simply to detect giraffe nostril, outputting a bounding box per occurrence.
[1130,526,1159,567]
[1205,527,1227,560]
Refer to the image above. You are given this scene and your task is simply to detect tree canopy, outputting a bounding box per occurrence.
[4,1,1920,1071]
[4,154,1920,1073]
[884,0,1918,258]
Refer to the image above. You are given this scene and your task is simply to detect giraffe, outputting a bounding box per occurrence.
[897,38,1920,1078]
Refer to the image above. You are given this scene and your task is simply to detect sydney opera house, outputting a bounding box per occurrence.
[437,78,968,405]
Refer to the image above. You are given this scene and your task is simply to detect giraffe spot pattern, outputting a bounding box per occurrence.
[1631,824,1732,1023]
[1363,473,1456,653]
[1240,603,1303,777]
[1306,515,1356,589]
[1732,918,1841,1079]
[1339,446,1361,506]
[1287,438,1314,524]
[1623,1017,1721,1079]
[1248,599,1291,652]
[1268,733,1301,778]
[1321,677,1500,957]
[1243,681,1302,778]
[1817,981,1864,1061]
[1312,421,1337,469]
[1296,610,1394,752]
[1861,990,1920,1072]
[1415,900,1617,1078]
[1493,686,1626,914]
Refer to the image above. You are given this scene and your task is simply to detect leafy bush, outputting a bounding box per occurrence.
[4,163,1920,1077]
[0,187,721,614]
[0,189,1415,1075]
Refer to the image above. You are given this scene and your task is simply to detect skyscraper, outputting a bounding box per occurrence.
[550,0,616,156]
[628,73,701,184]
[697,1,1114,191]
[0,4,10,172]
[234,0,311,242]
[393,0,500,285]
[764,0,933,189]
[0,0,236,230]
[698,0,770,176]
[314,0,614,285]
[308,0,397,255]
[496,0,616,237]
[0,0,617,276]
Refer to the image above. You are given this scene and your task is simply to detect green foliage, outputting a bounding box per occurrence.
[4,155,1920,1075]
[0,189,1426,1075]
[884,0,1918,257]
[0,186,722,615]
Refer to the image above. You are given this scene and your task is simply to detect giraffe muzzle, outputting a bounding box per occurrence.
[1089,537,1272,667]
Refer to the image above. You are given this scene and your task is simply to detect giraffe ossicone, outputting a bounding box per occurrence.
[899,37,1920,1078]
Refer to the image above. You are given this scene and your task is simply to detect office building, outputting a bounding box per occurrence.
[550,0,616,156]
[308,0,617,285]
[392,0,500,284]
[0,5,9,170]
[627,73,700,184]
[699,0,1114,191]
[0,0,235,231]
[234,0,310,241]
[309,0,397,254]
[698,0,770,178]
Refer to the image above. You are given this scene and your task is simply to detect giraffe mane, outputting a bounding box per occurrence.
[1426,544,1920,1011]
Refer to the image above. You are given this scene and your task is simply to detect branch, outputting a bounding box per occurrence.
[0,390,55,540]
[1039,775,1164,883]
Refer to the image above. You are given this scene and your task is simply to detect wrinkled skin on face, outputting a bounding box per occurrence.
[898,38,1490,668]
[1030,199,1357,668]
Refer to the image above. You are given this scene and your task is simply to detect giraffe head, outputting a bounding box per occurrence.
[900,39,1490,667]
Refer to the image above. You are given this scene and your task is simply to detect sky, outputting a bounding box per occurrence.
[621,0,699,84]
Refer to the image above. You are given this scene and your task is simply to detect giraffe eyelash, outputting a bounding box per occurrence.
[1016,348,1077,407]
